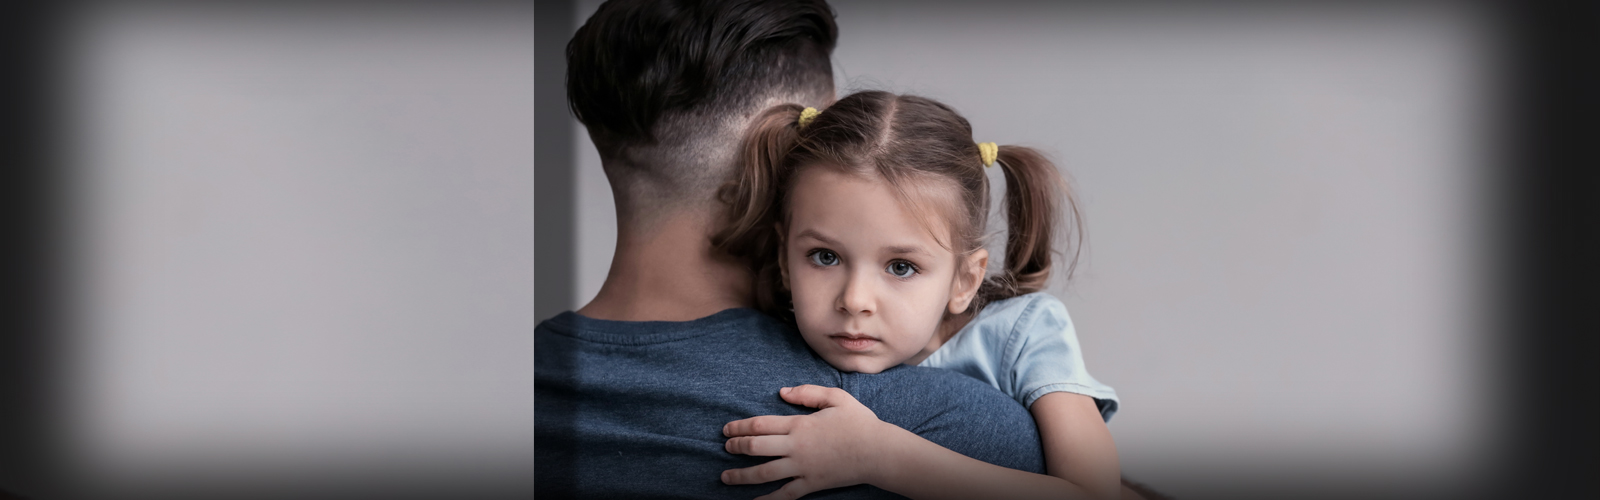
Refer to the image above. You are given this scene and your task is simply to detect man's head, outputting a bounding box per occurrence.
[567,0,837,220]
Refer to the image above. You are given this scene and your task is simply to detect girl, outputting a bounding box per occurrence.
[710,91,1121,500]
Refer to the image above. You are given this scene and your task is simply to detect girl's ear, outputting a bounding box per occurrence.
[948,248,989,315]
[775,222,791,290]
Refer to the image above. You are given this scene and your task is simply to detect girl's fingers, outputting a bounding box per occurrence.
[720,458,800,485]
[753,477,818,500]
[724,435,793,457]
[779,384,855,409]
[723,415,798,437]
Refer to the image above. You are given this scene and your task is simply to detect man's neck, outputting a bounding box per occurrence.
[577,210,755,322]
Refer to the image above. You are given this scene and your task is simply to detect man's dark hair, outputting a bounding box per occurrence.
[567,0,837,215]
[568,0,836,148]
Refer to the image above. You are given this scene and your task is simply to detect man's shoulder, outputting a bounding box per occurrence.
[846,365,1034,434]
[535,308,855,497]
[535,307,797,346]
[867,362,999,389]
[849,364,1045,473]
[852,363,1022,409]
[535,307,832,393]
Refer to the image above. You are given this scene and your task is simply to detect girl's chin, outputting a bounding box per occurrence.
[826,355,892,374]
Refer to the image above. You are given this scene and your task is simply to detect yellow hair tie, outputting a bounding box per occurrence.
[978,142,999,168]
[797,107,820,130]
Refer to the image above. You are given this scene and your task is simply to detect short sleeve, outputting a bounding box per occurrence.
[1007,295,1120,421]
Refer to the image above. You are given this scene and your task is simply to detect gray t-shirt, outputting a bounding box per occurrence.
[535,308,1045,498]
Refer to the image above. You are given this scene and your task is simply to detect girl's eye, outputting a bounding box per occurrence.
[808,250,840,267]
[886,260,918,278]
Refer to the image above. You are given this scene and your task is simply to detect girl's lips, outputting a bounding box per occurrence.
[831,335,878,352]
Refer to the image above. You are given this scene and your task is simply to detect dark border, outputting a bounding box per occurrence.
[1497,0,1600,498]
[0,1,63,498]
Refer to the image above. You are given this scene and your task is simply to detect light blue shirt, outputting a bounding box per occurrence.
[920,293,1120,421]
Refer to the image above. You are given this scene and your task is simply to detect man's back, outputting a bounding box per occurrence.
[535,308,1044,498]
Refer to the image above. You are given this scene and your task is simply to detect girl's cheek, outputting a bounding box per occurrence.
[789,272,828,315]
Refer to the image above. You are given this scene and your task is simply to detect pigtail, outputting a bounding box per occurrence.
[978,146,1081,304]
[711,103,805,317]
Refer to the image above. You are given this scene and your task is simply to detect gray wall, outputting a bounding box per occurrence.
[63,2,536,496]
[573,1,1498,497]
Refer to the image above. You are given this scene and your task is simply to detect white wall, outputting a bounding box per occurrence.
[573,1,1498,497]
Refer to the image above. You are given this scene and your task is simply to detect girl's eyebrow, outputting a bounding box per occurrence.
[795,228,841,246]
[885,245,930,256]
[797,228,929,256]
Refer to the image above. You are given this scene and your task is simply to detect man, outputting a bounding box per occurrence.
[535,0,1045,497]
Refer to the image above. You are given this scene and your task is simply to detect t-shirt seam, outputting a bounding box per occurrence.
[1022,384,1120,423]
[1022,382,1114,404]
[1002,294,1044,397]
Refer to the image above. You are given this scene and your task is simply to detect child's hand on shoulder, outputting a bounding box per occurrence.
[721,384,910,500]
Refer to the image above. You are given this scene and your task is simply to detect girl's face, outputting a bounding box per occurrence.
[780,167,986,374]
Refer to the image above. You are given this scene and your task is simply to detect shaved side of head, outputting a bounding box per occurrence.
[567,0,837,224]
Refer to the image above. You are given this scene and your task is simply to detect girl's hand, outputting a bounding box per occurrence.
[720,385,906,500]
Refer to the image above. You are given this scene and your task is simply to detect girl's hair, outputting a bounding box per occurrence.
[713,91,1081,324]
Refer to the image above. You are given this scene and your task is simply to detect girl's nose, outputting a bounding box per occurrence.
[837,269,876,316]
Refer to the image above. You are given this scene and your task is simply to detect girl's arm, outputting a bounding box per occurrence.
[1028,391,1122,499]
[721,385,1120,500]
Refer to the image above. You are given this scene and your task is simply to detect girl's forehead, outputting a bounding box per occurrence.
[788,166,965,252]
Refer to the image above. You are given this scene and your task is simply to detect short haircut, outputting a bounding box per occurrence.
[567,0,837,213]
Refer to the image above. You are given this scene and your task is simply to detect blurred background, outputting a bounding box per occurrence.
[1,0,1593,499]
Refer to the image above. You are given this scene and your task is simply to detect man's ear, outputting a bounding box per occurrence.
[948,248,989,315]
[775,222,791,290]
